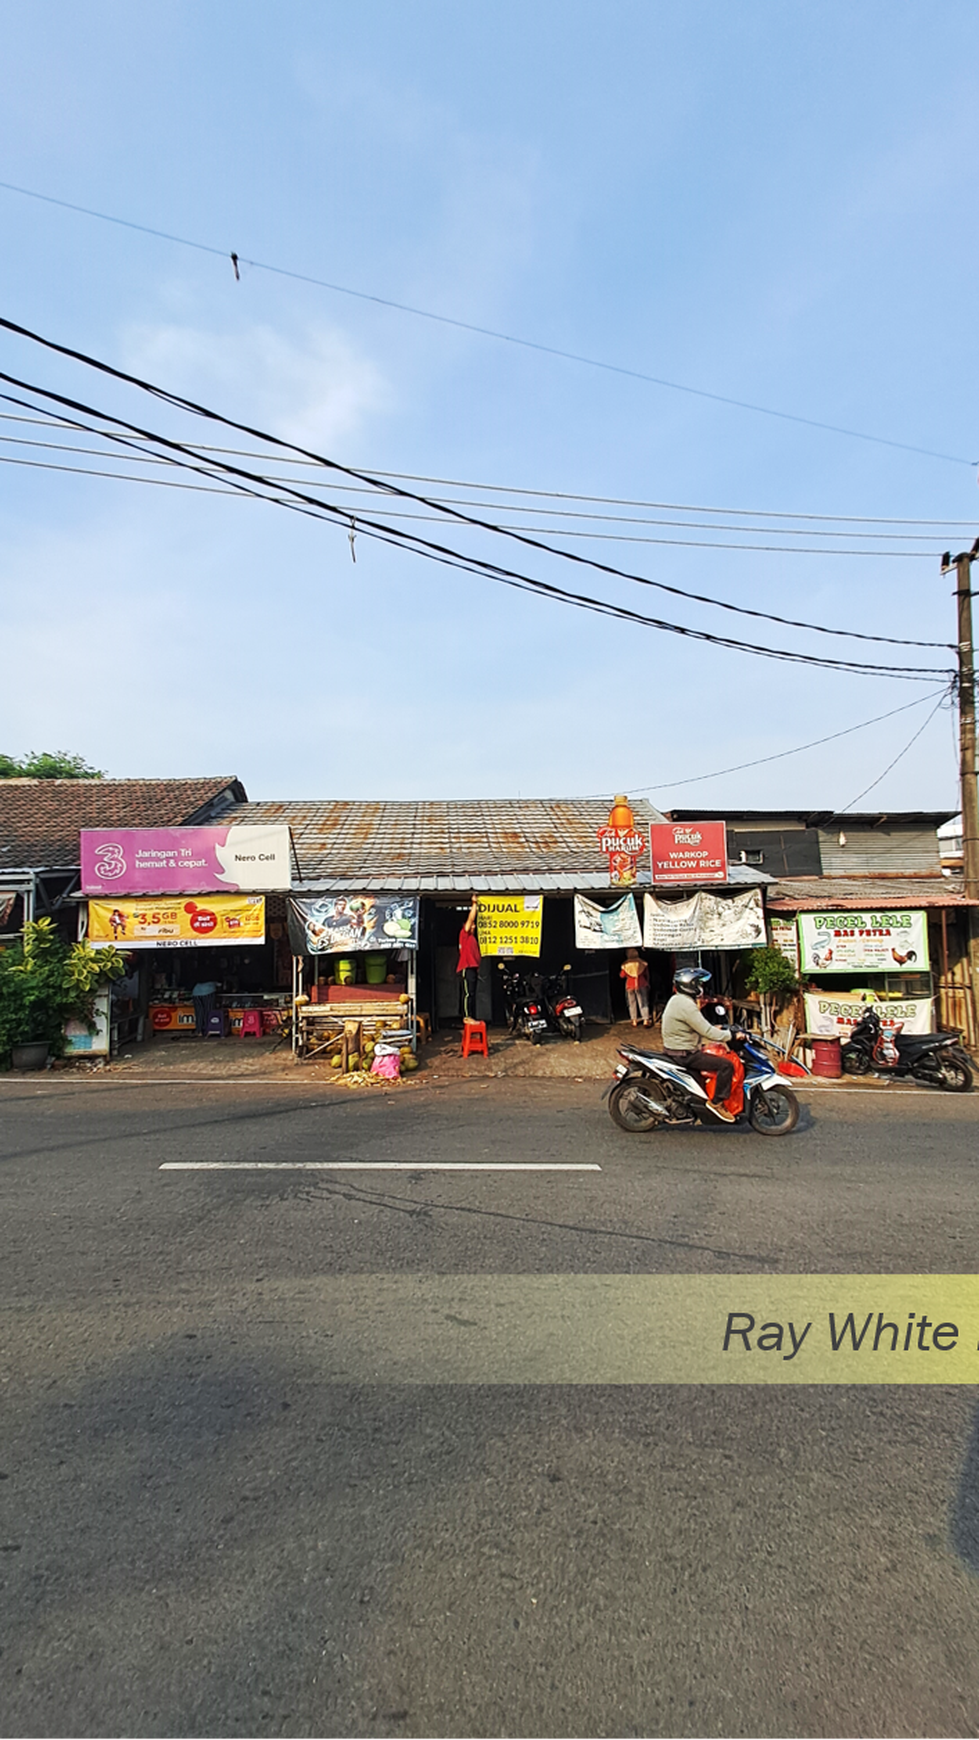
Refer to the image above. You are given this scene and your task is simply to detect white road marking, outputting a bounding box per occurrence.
[159,1160,602,1171]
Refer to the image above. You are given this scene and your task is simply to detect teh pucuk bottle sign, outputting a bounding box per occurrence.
[597,796,647,886]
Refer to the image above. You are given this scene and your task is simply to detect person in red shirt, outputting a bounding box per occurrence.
[457,893,482,1023]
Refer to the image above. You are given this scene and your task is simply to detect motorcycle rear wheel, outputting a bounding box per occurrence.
[925,1056,973,1093]
[841,1046,870,1076]
[748,1084,800,1136]
[608,1078,665,1133]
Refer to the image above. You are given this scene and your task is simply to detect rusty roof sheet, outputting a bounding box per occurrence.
[227,796,670,888]
[766,875,979,909]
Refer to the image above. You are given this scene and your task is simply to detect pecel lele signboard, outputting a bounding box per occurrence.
[798,910,929,975]
[650,820,728,886]
[80,825,292,896]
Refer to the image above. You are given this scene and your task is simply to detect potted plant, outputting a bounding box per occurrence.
[0,918,125,1070]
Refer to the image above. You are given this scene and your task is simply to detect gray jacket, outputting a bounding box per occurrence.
[661,992,731,1053]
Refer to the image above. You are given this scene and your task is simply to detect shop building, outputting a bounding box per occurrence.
[667,809,978,1048]
[77,815,295,1045]
[219,796,770,1048]
[0,776,300,1053]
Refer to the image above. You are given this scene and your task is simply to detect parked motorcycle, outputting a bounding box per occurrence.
[497,962,549,1044]
[603,1031,800,1136]
[543,965,584,1042]
[841,1007,973,1091]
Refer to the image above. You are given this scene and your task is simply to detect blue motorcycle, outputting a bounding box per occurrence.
[604,1031,800,1137]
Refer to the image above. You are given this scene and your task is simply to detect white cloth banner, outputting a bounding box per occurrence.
[574,893,641,950]
[643,888,766,951]
[804,990,934,1038]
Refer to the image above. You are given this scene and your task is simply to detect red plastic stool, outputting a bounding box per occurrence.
[461,1020,488,1058]
[239,1008,262,1037]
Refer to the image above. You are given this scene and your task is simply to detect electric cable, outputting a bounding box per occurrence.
[0,176,972,467]
[0,447,949,558]
[2,408,977,524]
[603,688,951,796]
[831,690,952,816]
[0,427,952,545]
[0,318,954,652]
[0,375,951,678]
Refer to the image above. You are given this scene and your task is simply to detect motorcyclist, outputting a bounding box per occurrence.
[660,966,737,1121]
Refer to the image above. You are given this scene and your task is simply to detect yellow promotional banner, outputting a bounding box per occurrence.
[87,894,265,950]
[476,894,543,957]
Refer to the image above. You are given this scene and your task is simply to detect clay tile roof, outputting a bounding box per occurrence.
[0,777,246,871]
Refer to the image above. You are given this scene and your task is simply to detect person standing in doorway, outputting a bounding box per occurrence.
[457,894,481,1024]
[620,948,652,1027]
[192,977,219,1036]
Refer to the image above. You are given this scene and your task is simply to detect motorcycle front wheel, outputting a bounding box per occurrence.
[608,1078,665,1133]
[841,1046,870,1076]
[748,1084,800,1136]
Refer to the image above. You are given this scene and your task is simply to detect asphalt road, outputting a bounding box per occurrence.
[3,1073,979,1738]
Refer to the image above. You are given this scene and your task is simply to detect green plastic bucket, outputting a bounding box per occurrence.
[364,952,387,985]
[335,958,356,985]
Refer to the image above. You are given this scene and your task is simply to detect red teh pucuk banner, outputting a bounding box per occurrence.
[650,820,728,885]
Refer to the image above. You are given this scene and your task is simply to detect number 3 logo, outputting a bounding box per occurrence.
[94,842,127,881]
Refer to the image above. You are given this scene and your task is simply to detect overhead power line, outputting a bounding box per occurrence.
[2,411,976,524]
[613,687,950,795]
[832,692,951,817]
[0,317,953,655]
[0,379,943,682]
[0,448,949,559]
[0,324,953,680]
[0,176,973,468]
[0,424,953,545]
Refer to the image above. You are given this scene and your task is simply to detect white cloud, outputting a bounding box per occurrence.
[120,319,391,451]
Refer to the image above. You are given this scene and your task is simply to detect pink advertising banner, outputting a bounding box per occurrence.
[80,824,292,896]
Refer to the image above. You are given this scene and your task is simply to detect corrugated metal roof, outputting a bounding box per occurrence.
[230,797,669,886]
[767,875,979,909]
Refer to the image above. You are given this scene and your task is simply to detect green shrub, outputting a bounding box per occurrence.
[744,946,799,999]
[0,919,125,1066]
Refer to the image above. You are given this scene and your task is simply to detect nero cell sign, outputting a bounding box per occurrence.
[80,825,292,896]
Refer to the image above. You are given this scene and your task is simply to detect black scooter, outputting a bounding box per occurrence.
[841,1007,973,1092]
[497,962,549,1044]
[543,965,584,1042]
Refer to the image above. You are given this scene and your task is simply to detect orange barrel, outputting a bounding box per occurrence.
[811,1036,842,1078]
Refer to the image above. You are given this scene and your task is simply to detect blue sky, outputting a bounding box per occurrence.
[1,2,977,811]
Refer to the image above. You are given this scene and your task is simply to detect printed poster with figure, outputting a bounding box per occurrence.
[289,894,419,955]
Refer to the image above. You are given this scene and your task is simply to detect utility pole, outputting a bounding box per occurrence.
[942,542,979,1035]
